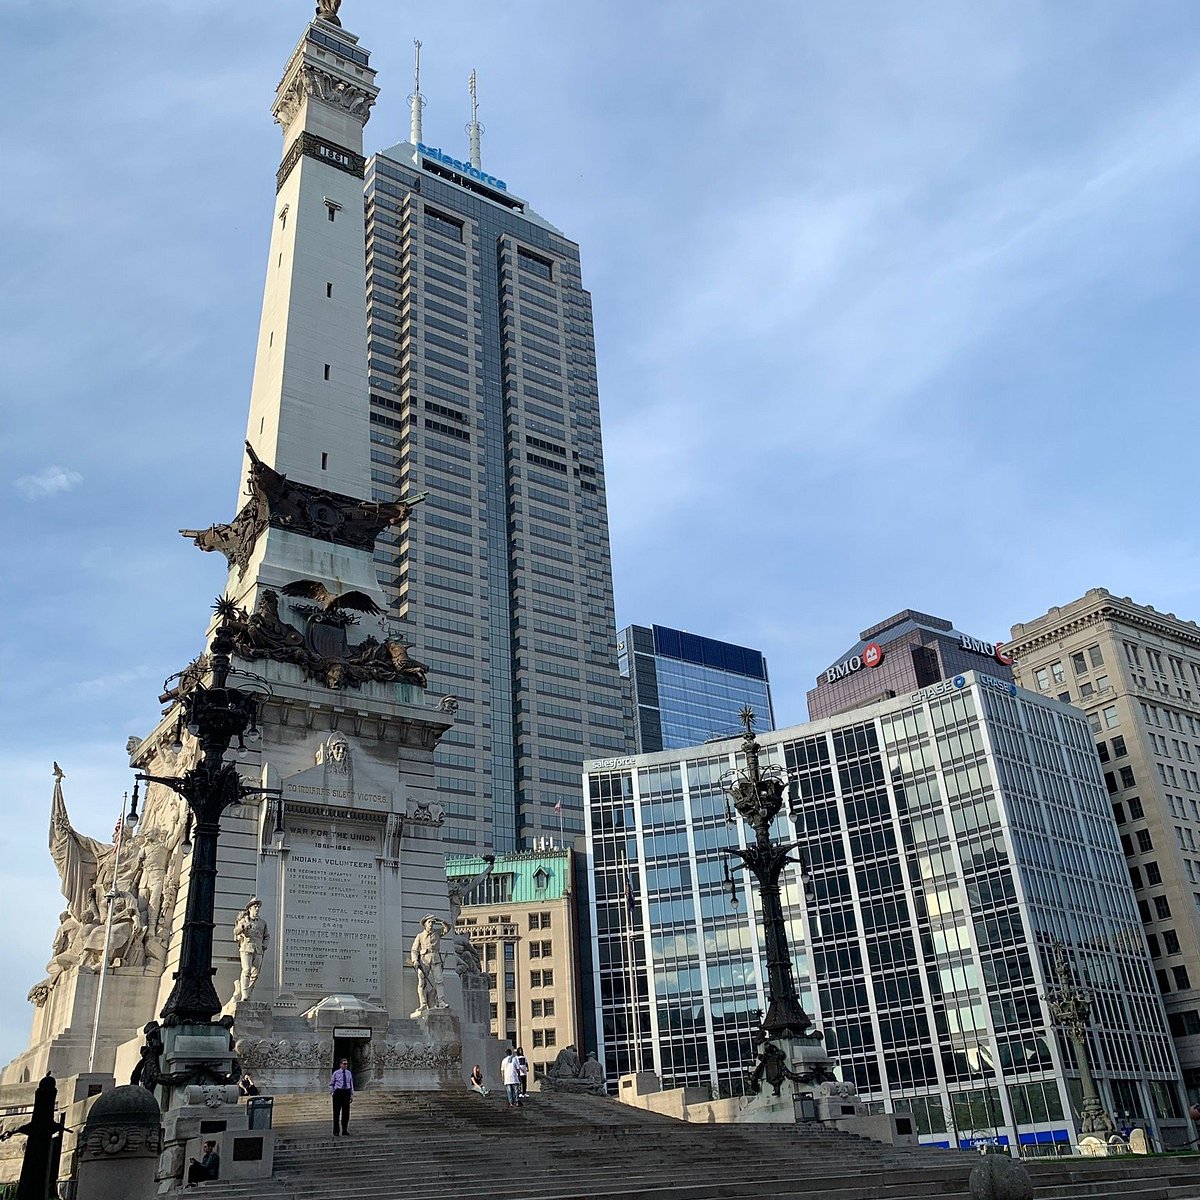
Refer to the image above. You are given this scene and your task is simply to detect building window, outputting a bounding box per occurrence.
[1035,667,1049,690]
[503,943,515,961]
[1097,742,1110,763]
[1164,930,1181,954]
[517,246,553,280]
[1156,968,1171,993]
[1080,682,1095,698]
[1137,831,1154,853]
[1089,645,1104,668]
[1120,767,1137,789]
[1128,796,1144,819]
[1088,713,1102,735]
[1155,895,1172,919]
[504,972,515,989]
[1105,773,1118,795]
[1125,642,1142,668]
[531,1000,543,1018]
[505,1001,516,1019]
[540,940,552,956]
[1072,652,1088,676]
[1051,662,1065,684]
[1174,965,1191,990]
[532,1030,544,1048]
[1139,899,1152,922]
[1104,705,1120,728]
[543,998,555,1017]
[1112,735,1127,757]
[1058,692,1071,704]
[528,914,541,930]
[1147,932,1160,956]
[1097,674,1109,691]
[324,364,331,380]
[489,1002,497,1019]
[530,971,542,988]
[541,969,553,987]
[544,1029,557,1047]
[326,282,333,298]
[539,912,552,929]
[1146,861,1162,885]
[424,206,465,242]
[529,943,541,958]
[1128,863,1141,887]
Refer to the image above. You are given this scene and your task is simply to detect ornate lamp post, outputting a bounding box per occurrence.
[1044,940,1119,1139]
[720,707,815,1042]
[139,599,274,1025]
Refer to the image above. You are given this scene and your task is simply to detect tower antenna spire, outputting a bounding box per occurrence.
[467,68,483,169]
[408,39,426,145]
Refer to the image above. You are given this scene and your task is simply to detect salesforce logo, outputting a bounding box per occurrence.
[417,143,508,192]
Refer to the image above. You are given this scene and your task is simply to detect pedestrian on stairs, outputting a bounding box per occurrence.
[501,1048,521,1108]
[515,1047,529,1096]
[330,1057,354,1136]
[469,1063,489,1096]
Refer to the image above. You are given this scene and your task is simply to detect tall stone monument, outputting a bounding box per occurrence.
[4,2,501,1138]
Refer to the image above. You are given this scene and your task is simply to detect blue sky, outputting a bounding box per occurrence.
[2,0,1200,1063]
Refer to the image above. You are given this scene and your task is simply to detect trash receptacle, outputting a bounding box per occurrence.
[247,1096,273,1130]
[793,1092,816,1122]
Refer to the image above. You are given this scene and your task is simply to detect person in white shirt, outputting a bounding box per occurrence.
[329,1058,354,1135]
[500,1049,521,1108]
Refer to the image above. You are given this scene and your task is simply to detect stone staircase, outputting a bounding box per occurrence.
[181,1088,1200,1200]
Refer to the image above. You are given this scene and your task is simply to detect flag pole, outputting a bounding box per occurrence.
[621,851,642,1074]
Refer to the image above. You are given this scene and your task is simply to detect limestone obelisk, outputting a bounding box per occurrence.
[5,6,500,1140]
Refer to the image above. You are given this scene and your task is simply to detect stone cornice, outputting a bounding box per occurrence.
[1009,593,1200,657]
[274,61,377,129]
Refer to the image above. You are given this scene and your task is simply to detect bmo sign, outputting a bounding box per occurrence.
[824,642,885,685]
[960,634,1014,667]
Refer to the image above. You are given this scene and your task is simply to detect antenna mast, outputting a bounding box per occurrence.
[467,69,484,168]
[408,39,426,145]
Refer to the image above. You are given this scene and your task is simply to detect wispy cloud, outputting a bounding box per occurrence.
[14,466,82,500]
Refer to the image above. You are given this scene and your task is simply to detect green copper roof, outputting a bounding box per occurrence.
[446,849,572,903]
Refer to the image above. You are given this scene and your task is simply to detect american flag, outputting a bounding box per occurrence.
[624,867,635,917]
[554,798,562,813]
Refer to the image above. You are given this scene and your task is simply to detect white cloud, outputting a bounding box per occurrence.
[15,465,82,500]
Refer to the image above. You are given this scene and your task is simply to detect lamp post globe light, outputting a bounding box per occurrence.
[720,707,841,1112]
[134,599,276,1104]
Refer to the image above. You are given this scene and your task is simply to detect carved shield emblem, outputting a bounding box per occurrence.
[304,616,348,662]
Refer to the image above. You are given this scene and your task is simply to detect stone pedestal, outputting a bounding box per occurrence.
[3,966,161,1085]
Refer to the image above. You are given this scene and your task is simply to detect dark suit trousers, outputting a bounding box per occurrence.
[332,1089,351,1133]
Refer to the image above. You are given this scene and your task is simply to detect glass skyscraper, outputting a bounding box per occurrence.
[585,671,1189,1151]
[618,623,773,753]
[363,141,627,852]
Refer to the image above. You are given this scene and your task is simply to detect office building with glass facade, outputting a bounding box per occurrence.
[808,610,1015,722]
[362,139,627,852]
[585,671,1188,1150]
[1010,588,1200,1094]
[618,623,773,753]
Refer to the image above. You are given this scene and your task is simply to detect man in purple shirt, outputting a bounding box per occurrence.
[329,1058,354,1136]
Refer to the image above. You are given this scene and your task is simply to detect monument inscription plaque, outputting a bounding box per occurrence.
[283,820,381,994]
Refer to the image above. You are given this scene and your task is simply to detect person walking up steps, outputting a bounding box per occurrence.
[515,1046,529,1096]
[330,1057,354,1136]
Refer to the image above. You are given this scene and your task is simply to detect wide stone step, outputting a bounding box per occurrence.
[180,1089,1200,1200]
